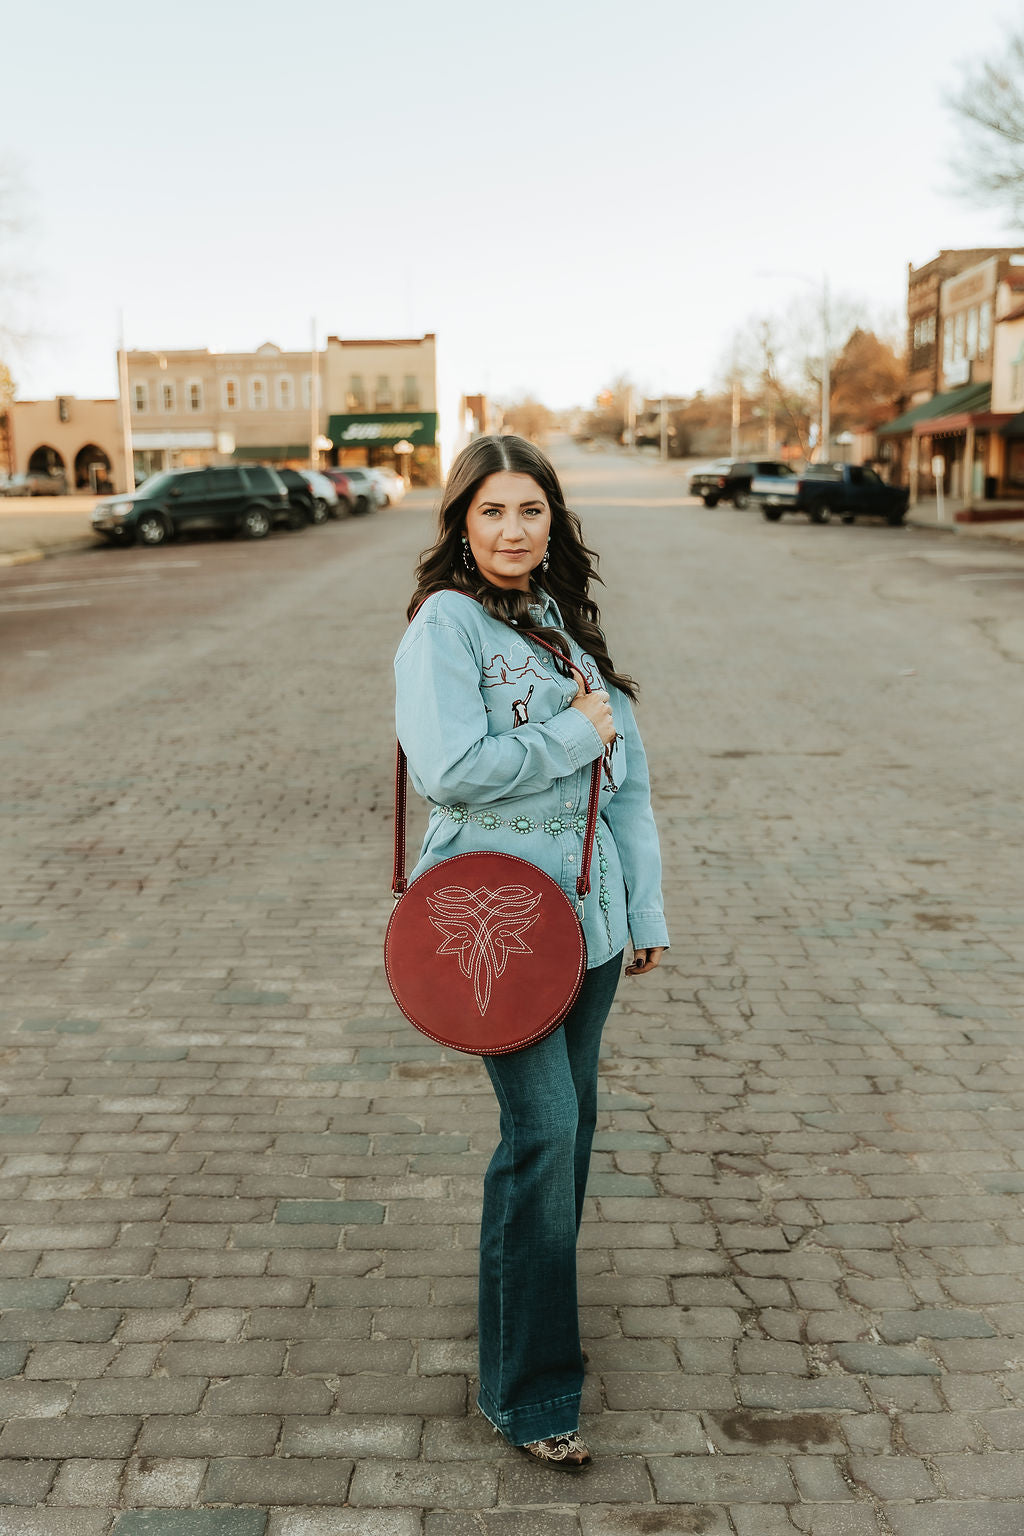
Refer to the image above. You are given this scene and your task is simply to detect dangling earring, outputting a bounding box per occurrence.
[541,543,551,572]
[461,534,475,572]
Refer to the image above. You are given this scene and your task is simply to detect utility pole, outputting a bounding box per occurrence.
[117,310,136,494]
[660,395,668,462]
[309,317,320,468]
[820,274,831,464]
[730,377,740,458]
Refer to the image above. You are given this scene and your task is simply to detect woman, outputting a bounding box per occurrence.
[394,434,668,1468]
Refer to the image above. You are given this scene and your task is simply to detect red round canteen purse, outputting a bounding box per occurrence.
[384,630,603,1055]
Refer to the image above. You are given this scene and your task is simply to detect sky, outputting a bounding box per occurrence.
[2,0,1022,438]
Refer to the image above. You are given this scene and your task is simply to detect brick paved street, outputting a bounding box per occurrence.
[1,440,1024,1533]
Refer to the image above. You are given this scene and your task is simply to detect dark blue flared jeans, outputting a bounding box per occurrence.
[475,950,624,1445]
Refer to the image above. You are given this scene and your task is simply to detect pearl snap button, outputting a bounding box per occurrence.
[567,855,575,863]
[565,801,572,808]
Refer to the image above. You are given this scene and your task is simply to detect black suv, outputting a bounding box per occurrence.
[688,459,794,508]
[91,465,295,546]
[276,467,323,524]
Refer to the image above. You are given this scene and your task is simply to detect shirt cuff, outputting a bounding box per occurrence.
[628,911,670,950]
[544,706,605,770]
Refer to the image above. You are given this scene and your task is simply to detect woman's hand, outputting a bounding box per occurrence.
[625,947,665,977]
[570,685,616,746]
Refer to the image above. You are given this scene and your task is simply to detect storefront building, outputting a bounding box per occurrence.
[125,343,317,479]
[881,251,1024,503]
[7,397,125,492]
[323,334,439,484]
[123,334,441,485]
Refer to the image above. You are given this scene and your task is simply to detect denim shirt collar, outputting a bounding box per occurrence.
[527,587,561,627]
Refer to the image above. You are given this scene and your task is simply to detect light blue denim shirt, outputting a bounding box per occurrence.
[394,588,669,968]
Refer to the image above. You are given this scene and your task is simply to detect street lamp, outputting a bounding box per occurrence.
[394,438,414,486]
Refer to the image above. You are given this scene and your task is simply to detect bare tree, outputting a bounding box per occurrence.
[720,288,880,457]
[498,395,554,442]
[948,30,1024,221]
[580,375,634,443]
[0,158,34,371]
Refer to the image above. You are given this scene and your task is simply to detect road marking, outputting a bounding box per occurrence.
[0,599,93,614]
[103,560,202,570]
[1,565,203,595]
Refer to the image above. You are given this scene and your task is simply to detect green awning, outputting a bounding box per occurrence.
[327,412,438,448]
[232,444,310,462]
[878,383,992,436]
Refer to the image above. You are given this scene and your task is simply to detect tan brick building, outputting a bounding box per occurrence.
[123,333,440,485]
[323,334,439,484]
[5,397,125,491]
[125,342,318,481]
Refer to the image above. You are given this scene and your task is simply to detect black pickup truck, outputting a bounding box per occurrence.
[688,458,794,508]
[750,463,910,525]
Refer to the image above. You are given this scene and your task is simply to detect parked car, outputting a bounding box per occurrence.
[296,469,341,521]
[321,469,355,515]
[333,466,384,514]
[689,459,794,508]
[90,464,294,546]
[366,467,406,506]
[1,469,69,496]
[276,467,320,525]
[750,463,910,525]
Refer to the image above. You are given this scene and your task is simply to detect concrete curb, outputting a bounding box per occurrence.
[0,537,98,567]
[907,512,1024,545]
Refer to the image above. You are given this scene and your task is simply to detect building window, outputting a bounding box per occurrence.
[276,375,295,411]
[302,373,314,409]
[953,310,966,361]
[402,374,420,408]
[132,382,149,414]
[249,376,267,410]
[223,378,240,411]
[943,318,954,370]
[375,375,393,408]
[187,380,204,413]
[979,302,992,358]
[161,382,176,413]
[966,306,979,360]
[348,374,365,410]
[1012,342,1024,403]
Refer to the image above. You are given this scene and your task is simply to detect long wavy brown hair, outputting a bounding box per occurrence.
[407,435,638,701]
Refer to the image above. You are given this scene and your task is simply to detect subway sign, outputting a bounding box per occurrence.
[327,412,438,447]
